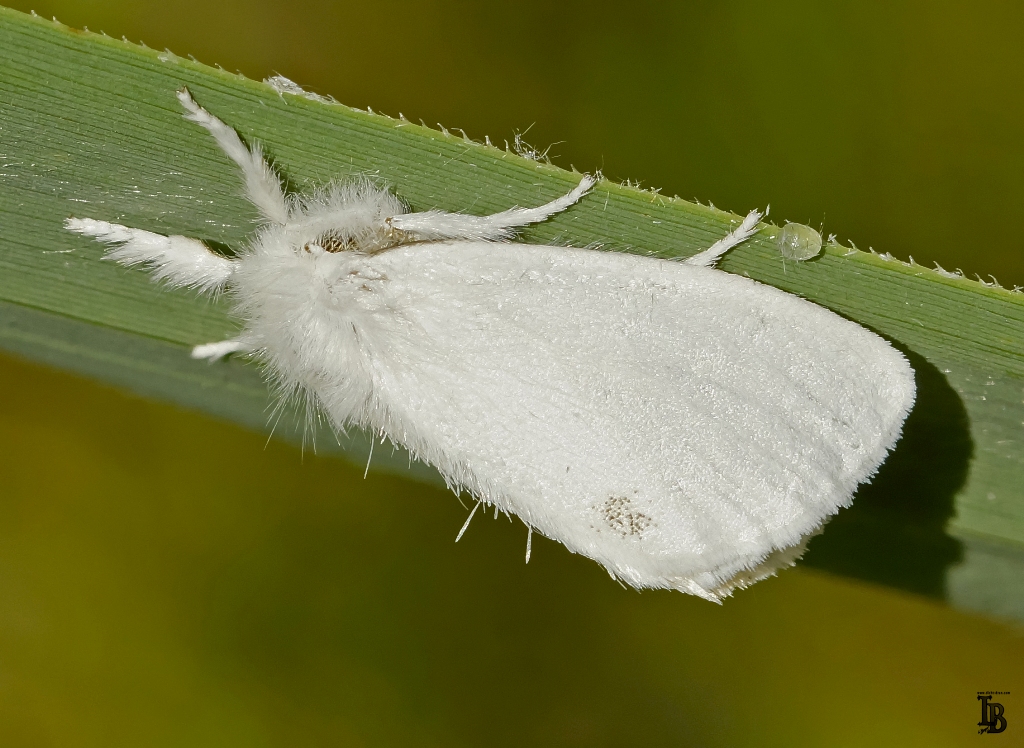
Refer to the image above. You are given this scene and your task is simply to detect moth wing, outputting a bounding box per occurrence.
[362,241,915,599]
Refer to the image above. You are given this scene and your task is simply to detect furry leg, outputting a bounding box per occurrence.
[177,88,290,225]
[684,209,763,268]
[388,175,595,242]
[192,339,250,361]
[65,218,236,293]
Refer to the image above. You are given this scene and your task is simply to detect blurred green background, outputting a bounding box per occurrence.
[1,1,1022,745]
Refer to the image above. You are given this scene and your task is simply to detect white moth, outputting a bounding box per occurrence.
[65,90,915,601]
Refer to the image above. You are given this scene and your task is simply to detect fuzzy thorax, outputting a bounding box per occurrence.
[231,181,408,426]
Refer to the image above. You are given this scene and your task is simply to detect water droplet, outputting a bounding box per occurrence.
[777,222,823,261]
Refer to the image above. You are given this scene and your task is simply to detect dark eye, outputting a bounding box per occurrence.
[315,231,354,253]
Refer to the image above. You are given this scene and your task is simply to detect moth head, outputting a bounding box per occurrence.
[290,181,411,256]
[301,230,356,255]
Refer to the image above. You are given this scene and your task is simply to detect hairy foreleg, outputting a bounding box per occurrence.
[65,218,236,293]
[177,88,290,225]
[191,338,251,361]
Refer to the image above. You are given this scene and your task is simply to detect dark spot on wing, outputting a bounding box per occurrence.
[600,495,652,538]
